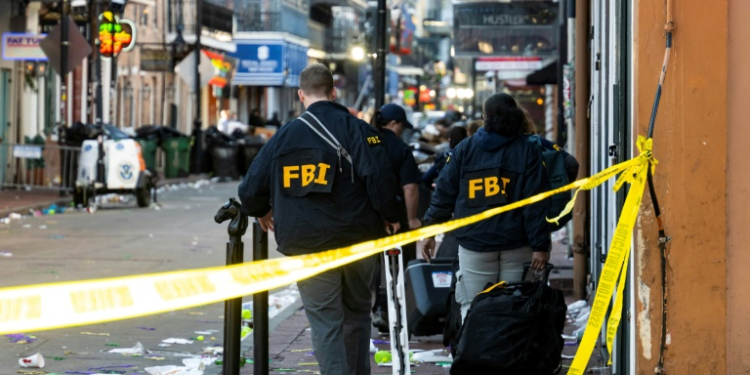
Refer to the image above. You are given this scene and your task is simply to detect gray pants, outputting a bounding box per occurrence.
[455,245,532,321]
[297,255,376,375]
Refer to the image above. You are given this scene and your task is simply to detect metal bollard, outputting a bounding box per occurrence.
[214,198,248,375]
[252,221,270,375]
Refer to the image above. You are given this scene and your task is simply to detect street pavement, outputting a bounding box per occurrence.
[0,181,286,374]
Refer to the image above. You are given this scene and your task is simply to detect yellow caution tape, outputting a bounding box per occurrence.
[0,137,655,336]
[567,136,655,374]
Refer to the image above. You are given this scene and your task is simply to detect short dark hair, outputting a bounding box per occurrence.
[449,126,468,149]
[299,63,334,98]
[483,93,525,137]
[467,119,483,136]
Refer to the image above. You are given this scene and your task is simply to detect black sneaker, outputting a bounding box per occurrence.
[372,307,389,333]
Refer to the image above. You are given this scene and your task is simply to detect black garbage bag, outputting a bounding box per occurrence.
[235,135,265,177]
[211,144,239,180]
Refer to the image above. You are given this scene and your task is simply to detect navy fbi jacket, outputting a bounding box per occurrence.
[423,127,552,253]
[238,101,402,256]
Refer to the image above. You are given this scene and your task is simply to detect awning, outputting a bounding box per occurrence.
[526,61,558,85]
[167,33,236,54]
[387,65,424,76]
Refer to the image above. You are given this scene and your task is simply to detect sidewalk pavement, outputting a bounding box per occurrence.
[0,174,214,217]
[227,295,606,375]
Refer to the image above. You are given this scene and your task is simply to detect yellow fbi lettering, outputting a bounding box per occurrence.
[468,177,510,199]
[283,163,332,188]
[367,136,381,145]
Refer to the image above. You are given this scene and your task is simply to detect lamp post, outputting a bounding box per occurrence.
[124,82,133,127]
[190,0,203,175]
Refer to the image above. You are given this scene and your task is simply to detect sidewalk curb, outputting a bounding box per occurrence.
[0,197,72,217]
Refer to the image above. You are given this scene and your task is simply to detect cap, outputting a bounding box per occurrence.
[380,104,414,129]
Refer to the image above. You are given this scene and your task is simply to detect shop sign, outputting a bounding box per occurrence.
[98,11,136,59]
[140,48,172,72]
[2,33,47,61]
[475,57,543,72]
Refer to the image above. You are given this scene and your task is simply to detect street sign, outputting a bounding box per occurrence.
[39,16,92,76]
[2,33,47,61]
[13,145,42,159]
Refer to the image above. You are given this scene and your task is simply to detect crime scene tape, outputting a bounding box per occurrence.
[0,137,656,348]
[567,136,655,374]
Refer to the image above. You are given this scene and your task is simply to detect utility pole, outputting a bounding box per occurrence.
[374,0,387,110]
[60,0,69,129]
[92,0,103,124]
[190,0,203,174]
[59,0,70,197]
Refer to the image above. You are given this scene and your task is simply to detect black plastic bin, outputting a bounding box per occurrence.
[405,258,454,337]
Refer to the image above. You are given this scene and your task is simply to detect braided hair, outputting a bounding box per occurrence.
[482,93,526,137]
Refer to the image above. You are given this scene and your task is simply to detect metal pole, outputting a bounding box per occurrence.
[59,0,70,197]
[190,0,203,174]
[253,221,269,375]
[415,45,421,112]
[471,57,477,118]
[214,199,249,375]
[572,0,590,301]
[93,0,103,124]
[556,0,567,146]
[374,0,387,109]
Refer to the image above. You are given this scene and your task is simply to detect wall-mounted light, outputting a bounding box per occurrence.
[141,84,151,100]
[124,82,133,98]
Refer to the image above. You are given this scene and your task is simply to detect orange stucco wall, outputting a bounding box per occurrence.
[726,0,750,373]
[634,0,728,373]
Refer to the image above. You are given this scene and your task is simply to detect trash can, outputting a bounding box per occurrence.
[211,144,239,180]
[161,137,191,178]
[136,138,158,171]
[236,136,265,177]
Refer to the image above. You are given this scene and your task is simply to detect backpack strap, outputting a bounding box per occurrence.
[298,111,354,182]
[478,281,507,295]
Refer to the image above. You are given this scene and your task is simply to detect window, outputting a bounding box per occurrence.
[140,6,149,26]
[153,2,158,29]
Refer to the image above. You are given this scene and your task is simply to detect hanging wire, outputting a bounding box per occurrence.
[647,1,675,373]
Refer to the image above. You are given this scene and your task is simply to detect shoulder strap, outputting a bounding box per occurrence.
[299,111,354,182]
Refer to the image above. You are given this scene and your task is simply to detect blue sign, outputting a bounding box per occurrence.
[232,40,308,87]
[233,41,284,86]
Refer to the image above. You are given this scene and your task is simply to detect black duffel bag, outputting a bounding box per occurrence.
[451,263,567,375]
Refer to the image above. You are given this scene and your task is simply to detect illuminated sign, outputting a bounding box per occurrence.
[202,50,236,89]
[2,33,47,61]
[98,11,136,59]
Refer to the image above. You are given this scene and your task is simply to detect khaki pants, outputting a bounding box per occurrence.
[455,245,533,321]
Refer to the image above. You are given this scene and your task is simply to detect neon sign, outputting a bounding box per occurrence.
[98,11,136,59]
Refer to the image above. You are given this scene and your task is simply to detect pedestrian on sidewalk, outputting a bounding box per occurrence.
[422,93,552,321]
[238,63,403,375]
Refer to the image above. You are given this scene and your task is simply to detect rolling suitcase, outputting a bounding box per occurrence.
[450,263,567,375]
[404,258,454,337]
